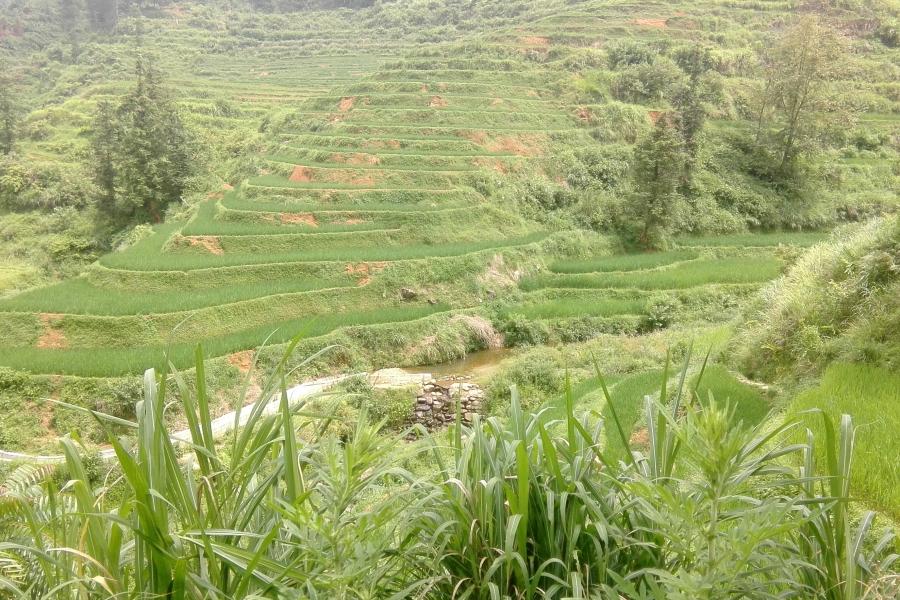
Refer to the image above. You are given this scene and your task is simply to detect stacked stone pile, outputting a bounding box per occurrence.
[413,377,485,430]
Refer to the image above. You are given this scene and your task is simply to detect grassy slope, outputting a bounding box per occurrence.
[1,0,899,456]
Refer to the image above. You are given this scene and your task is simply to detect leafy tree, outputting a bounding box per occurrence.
[630,114,687,249]
[90,59,194,224]
[756,16,844,172]
[86,0,118,30]
[0,72,18,155]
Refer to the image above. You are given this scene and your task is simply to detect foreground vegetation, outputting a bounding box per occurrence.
[1,344,898,599]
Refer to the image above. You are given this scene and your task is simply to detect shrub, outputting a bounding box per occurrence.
[498,312,549,347]
[734,218,900,381]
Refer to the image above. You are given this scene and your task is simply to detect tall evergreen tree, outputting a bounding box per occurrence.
[672,45,714,159]
[91,100,119,214]
[86,0,118,30]
[91,59,193,224]
[630,115,687,249]
[0,72,17,155]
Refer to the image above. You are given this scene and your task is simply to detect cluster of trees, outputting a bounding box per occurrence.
[629,16,846,249]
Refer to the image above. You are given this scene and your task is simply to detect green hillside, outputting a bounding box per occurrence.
[3,0,900,598]
[0,0,898,447]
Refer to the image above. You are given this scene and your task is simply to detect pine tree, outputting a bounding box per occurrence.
[631,115,687,250]
[0,72,17,155]
[91,100,119,217]
[672,45,714,159]
[90,59,194,224]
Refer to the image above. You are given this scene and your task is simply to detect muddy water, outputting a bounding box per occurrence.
[402,348,515,385]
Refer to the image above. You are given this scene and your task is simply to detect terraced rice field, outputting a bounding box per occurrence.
[0,50,581,376]
[511,232,830,332]
[1,6,844,381]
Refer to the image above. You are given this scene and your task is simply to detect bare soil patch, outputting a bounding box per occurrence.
[258,72,269,77]
[464,130,488,145]
[37,314,68,350]
[222,183,234,190]
[388,140,401,149]
[630,428,650,448]
[633,18,667,27]
[429,96,448,107]
[346,262,387,285]
[227,350,255,374]
[523,36,550,45]
[289,166,313,182]
[339,96,355,111]
[280,212,318,227]
[343,218,366,225]
[647,110,663,125]
[349,176,376,186]
[187,236,225,255]
[421,84,429,93]
[576,107,593,121]
[488,137,533,157]
[438,82,448,92]
[491,98,504,105]
[473,157,509,174]
[349,153,379,166]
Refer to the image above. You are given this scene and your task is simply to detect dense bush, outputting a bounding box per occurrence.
[734,217,900,381]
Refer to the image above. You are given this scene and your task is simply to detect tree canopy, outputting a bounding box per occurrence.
[91,59,194,225]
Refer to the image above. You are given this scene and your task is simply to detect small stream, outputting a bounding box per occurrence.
[402,348,515,385]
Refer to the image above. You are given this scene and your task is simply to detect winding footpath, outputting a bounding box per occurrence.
[0,374,355,463]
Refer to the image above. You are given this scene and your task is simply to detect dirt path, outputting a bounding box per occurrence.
[0,374,358,463]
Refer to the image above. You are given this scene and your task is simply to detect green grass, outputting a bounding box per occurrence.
[538,370,664,454]
[537,373,625,424]
[858,113,900,121]
[601,370,666,459]
[0,304,450,377]
[520,257,782,291]
[790,364,900,518]
[102,231,549,271]
[693,365,771,430]
[285,143,518,157]
[286,131,481,142]
[675,233,829,247]
[549,250,700,274]
[0,277,354,316]
[248,174,453,190]
[181,198,390,236]
[514,297,645,319]
[264,155,480,172]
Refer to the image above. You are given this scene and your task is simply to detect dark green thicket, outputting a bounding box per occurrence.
[91,58,195,225]
[630,115,687,249]
[0,70,17,155]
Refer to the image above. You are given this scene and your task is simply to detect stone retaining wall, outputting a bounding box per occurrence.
[413,377,484,430]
